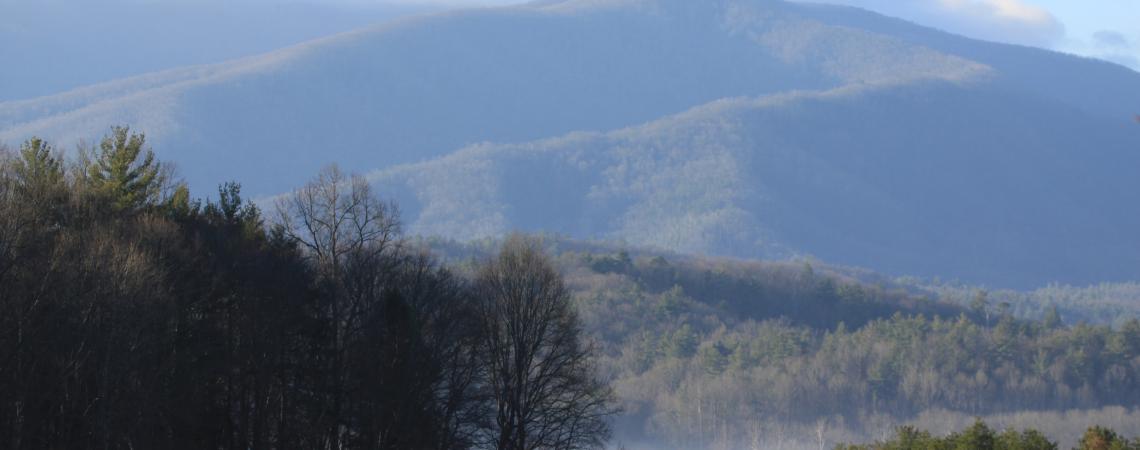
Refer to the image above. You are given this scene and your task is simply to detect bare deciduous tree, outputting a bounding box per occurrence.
[275,165,401,448]
[275,165,400,277]
[474,234,616,450]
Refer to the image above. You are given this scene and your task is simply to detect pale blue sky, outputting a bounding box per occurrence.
[790,0,1138,68]
[1039,0,1137,37]
[1038,0,1140,67]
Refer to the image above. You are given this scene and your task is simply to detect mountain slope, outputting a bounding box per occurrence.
[0,2,436,102]
[370,80,1140,287]
[791,1,1140,120]
[3,0,1139,286]
[2,0,987,196]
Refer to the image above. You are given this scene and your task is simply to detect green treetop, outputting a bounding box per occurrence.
[14,137,63,191]
[84,126,164,211]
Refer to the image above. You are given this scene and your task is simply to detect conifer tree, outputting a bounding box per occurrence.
[84,126,163,211]
[10,137,66,223]
[13,137,63,192]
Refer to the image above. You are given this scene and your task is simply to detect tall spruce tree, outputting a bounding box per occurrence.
[84,126,163,211]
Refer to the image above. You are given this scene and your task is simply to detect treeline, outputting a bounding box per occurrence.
[839,420,1140,450]
[438,243,1140,449]
[917,280,1140,328]
[0,129,615,449]
[8,127,1140,450]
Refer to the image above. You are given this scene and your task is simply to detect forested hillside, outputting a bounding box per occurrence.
[4,131,1140,449]
[425,239,1140,449]
[839,420,1140,450]
[6,0,1140,447]
[371,80,1140,287]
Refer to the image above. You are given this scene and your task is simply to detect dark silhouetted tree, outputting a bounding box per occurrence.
[475,235,617,450]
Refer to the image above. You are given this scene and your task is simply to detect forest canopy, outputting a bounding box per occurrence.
[838,420,1140,450]
[0,131,614,449]
[2,130,1139,450]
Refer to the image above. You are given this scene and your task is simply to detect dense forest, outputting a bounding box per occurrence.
[417,239,1140,449]
[4,128,1140,449]
[838,420,1140,450]
[0,129,615,449]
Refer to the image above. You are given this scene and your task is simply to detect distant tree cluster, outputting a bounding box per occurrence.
[498,247,1140,449]
[839,420,1140,450]
[921,281,1140,328]
[0,129,615,449]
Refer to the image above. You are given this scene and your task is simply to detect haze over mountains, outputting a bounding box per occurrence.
[3,0,1139,287]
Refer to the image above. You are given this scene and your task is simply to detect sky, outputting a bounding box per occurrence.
[1036,0,1140,68]
[800,0,1140,69]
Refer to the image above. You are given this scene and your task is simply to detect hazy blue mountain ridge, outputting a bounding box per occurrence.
[370,79,1140,287]
[3,0,1139,287]
[0,1,437,101]
[790,1,1140,120]
[2,0,986,195]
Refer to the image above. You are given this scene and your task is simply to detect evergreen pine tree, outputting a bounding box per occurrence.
[84,126,163,211]
[13,137,63,192]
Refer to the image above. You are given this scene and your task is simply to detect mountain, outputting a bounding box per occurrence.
[0,1,438,101]
[0,0,998,195]
[370,80,1140,288]
[3,0,1140,287]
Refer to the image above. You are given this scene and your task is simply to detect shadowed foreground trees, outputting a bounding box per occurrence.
[475,235,617,450]
[0,132,614,449]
